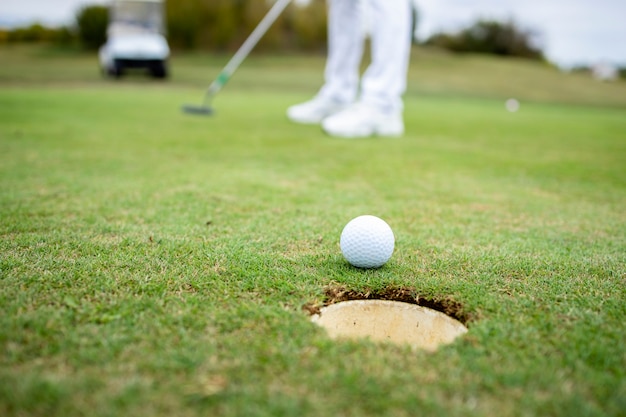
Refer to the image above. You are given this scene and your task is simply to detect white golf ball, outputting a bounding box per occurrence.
[340,215,395,269]
[505,98,520,112]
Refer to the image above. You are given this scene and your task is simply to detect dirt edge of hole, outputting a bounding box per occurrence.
[303,284,476,325]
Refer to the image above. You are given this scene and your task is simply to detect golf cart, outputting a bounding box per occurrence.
[99,0,170,78]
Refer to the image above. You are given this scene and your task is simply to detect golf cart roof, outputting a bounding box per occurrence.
[108,0,166,36]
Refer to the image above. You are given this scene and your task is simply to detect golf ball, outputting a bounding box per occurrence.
[505,98,520,112]
[340,215,395,269]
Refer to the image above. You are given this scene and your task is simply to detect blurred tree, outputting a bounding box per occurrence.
[288,0,327,50]
[166,0,204,49]
[75,5,108,49]
[165,0,328,52]
[241,0,284,50]
[2,23,74,45]
[426,19,544,60]
[6,24,45,42]
[0,0,330,52]
[52,26,76,46]
[203,0,240,50]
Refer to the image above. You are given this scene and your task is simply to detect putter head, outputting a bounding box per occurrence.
[181,104,214,116]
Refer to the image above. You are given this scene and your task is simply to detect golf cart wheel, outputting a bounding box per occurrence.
[150,61,168,79]
[110,60,124,78]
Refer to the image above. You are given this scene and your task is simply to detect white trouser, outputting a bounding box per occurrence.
[318,0,413,114]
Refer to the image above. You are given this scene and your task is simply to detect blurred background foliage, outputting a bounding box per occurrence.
[164,0,328,52]
[0,0,624,78]
[425,19,544,60]
[0,0,328,53]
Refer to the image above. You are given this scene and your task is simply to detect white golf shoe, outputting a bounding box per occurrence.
[287,96,348,125]
[321,102,404,138]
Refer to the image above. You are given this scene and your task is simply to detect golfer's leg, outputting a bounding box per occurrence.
[318,0,364,103]
[287,0,363,124]
[360,0,412,114]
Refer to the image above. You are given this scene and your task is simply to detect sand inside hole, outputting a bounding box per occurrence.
[311,299,467,351]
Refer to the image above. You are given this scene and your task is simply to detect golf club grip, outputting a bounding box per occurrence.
[207,0,292,95]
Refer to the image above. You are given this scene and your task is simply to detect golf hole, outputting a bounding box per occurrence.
[307,286,469,351]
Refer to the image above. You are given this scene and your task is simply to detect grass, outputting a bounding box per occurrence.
[1,45,625,417]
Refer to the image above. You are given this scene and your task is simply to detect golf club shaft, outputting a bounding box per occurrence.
[206,0,293,99]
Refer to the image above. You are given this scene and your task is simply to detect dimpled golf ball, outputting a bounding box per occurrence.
[340,215,395,269]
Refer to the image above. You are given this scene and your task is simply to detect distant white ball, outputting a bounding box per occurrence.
[505,98,520,113]
[340,215,395,269]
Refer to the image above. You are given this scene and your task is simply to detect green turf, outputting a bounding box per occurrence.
[1,45,625,417]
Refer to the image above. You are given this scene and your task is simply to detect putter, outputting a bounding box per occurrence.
[182,0,293,116]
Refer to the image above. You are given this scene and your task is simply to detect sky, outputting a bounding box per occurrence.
[1,0,625,67]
